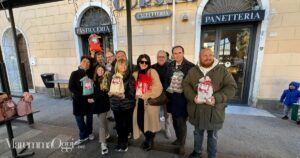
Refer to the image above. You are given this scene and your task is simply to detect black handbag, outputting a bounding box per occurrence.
[147,92,168,106]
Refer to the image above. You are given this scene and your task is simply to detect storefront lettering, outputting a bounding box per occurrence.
[135,10,172,20]
[113,0,192,11]
[75,25,112,35]
[202,10,265,25]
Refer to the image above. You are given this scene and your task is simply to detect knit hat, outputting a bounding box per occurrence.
[289,81,300,89]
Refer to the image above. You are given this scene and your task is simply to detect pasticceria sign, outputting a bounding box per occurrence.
[75,25,112,35]
[113,0,193,11]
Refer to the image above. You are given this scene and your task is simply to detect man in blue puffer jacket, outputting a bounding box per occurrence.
[280,81,300,120]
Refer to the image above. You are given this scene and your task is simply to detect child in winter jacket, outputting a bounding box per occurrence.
[90,65,111,155]
[280,81,300,120]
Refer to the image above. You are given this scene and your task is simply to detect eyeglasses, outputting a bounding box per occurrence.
[139,61,149,65]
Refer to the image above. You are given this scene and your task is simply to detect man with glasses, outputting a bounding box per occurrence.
[105,51,115,72]
[152,50,172,139]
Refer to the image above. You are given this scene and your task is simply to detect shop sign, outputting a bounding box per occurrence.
[135,9,172,20]
[113,0,193,11]
[202,10,265,25]
[75,25,112,35]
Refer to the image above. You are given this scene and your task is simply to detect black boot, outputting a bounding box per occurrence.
[188,151,202,158]
[149,134,154,149]
[142,140,150,151]
[143,132,155,151]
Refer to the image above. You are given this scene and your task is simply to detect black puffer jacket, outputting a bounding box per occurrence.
[92,78,110,114]
[109,71,136,111]
[68,67,93,116]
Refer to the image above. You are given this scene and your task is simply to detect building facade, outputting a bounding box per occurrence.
[0,0,299,106]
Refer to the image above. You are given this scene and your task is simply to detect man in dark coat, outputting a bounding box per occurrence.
[152,50,172,139]
[152,50,169,90]
[166,46,195,154]
[69,56,94,145]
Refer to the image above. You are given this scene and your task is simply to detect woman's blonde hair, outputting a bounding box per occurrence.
[93,65,110,91]
[114,59,127,74]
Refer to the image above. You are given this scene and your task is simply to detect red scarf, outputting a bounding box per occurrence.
[136,72,152,94]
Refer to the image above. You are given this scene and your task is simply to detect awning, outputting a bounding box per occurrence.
[0,0,63,10]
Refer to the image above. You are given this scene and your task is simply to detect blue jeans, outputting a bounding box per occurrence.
[75,114,93,140]
[193,129,218,158]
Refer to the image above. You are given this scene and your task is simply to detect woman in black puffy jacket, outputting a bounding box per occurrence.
[108,59,135,152]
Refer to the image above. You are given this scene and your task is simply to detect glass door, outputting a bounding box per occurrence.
[201,25,255,103]
[81,33,113,56]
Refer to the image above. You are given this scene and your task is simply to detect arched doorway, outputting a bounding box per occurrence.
[79,7,113,56]
[17,34,33,89]
[73,2,118,63]
[1,28,34,93]
[196,0,268,104]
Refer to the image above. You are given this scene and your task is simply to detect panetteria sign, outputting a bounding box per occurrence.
[202,10,265,25]
[75,25,112,35]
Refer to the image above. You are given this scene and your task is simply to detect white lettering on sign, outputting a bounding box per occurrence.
[135,9,172,20]
[75,26,112,35]
[113,0,192,10]
[202,10,265,25]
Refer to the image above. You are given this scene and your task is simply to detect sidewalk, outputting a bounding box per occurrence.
[0,93,299,158]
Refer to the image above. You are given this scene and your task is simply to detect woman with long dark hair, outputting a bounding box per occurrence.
[132,54,163,151]
[90,65,110,155]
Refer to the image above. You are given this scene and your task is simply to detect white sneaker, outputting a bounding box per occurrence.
[74,137,88,146]
[89,134,95,140]
[101,143,109,155]
[165,128,171,139]
[105,133,110,139]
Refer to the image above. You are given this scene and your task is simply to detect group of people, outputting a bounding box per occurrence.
[68,46,237,158]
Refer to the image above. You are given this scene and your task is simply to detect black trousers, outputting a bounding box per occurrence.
[173,116,187,146]
[137,99,156,142]
[113,108,134,146]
